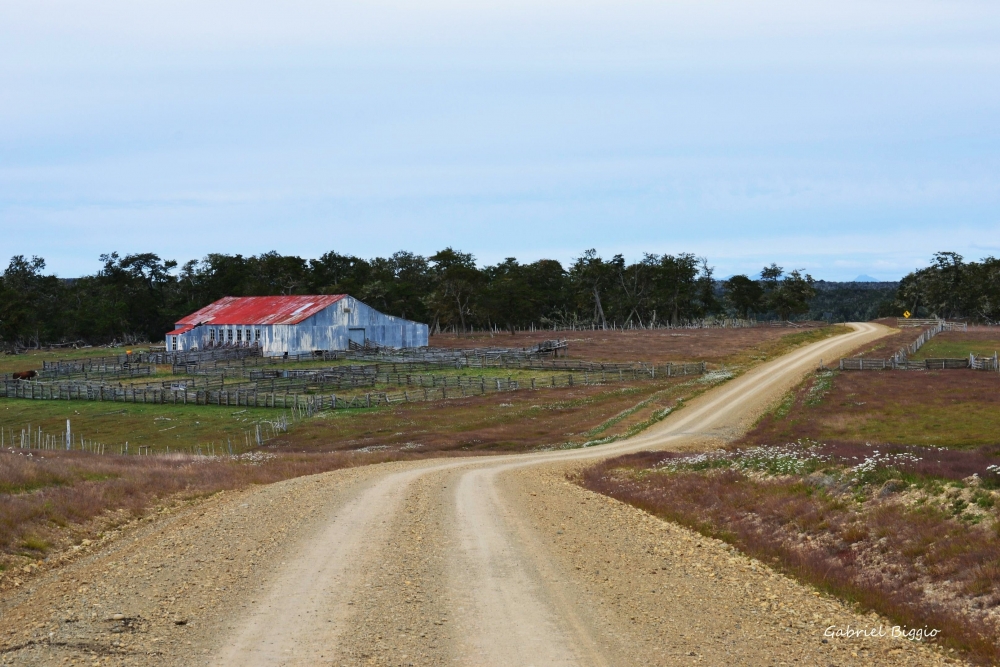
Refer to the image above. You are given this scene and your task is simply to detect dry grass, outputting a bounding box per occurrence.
[430,325,824,363]
[843,325,915,358]
[579,443,1000,665]
[270,376,708,454]
[0,447,398,567]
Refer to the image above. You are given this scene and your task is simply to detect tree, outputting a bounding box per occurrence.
[247,252,308,295]
[308,251,371,295]
[894,251,1000,322]
[766,268,816,320]
[426,248,483,333]
[652,254,701,325]
[568,250,617,328]
[0,255,61,348]
[361,251,432,322]
[87,252,179,342]
[723,275,764,318]
[523,259,568,324]
[695,258,720,317]
[482,258,533,333]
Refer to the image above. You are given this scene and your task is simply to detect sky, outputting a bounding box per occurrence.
[2,1,999,281]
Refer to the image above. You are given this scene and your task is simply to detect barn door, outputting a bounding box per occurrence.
[348,328,365,348]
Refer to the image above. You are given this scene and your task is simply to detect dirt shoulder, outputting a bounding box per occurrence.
[503,461,957,666]
[0,460,418,666]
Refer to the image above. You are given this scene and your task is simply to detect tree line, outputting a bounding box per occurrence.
[0,249,830,348]
[895,252,1000,322]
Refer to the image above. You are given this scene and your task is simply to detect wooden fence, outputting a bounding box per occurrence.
[896,318,968,331]
[840,321,950,371]
[1,414,289,457]
[0,362,707,410]
[839,320,997,372]
[971,353,1000,371]
[839,357,988,371]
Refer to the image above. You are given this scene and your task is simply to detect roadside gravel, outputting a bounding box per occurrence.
[500,462,961,665]
[0,462,409,666]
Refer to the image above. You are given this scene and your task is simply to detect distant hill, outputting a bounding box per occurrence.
[853,274,880,282]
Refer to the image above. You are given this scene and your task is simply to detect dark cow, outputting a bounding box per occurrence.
[11,370,38,380]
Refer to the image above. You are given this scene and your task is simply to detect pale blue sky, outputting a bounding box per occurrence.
[2,1,999,280]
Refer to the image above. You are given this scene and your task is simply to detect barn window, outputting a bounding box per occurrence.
[255,329,261,341]
[245,329,251,344]
[171,336,177,351]
[236,329,242,342]
[209,329,216,343]
[227,328,233,342]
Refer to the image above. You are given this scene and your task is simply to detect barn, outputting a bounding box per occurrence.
[164,295,428,355]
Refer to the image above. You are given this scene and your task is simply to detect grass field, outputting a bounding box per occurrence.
[0,400,287,454]
[0,325,847,455]
[269,325,848,454]
[745,368,1000,449]
[911,327,1000,360]
[0,346,137,375]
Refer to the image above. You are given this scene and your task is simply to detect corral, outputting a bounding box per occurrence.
[1,341,704,412]
[838,322,999,371]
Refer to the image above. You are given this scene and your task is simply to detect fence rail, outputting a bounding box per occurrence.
[838,357,988,371]
[838,320,998,373]
[0,362,707,409]
[896,317,968,331]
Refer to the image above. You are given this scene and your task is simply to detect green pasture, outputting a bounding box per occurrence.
[911,337,1000,360]
[0,398,287,454]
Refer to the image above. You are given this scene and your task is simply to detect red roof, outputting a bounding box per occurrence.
[167,323,196,336]
[175,295,347,327]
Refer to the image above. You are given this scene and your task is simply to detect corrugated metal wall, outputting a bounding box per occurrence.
[169,296,428,354]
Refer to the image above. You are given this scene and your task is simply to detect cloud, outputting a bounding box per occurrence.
[1,0,998,281]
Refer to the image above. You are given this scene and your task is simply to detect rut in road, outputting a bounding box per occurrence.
[209,323,892,666]
[213,461,469,666]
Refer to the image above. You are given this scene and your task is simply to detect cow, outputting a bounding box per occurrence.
[11,370,38,380]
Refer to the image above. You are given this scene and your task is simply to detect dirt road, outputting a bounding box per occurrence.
[0,323,964,666]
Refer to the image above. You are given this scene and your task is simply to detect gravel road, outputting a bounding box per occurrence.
[0,323,968,666]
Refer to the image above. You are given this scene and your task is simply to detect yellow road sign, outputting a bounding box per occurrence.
[903,311,911,318]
